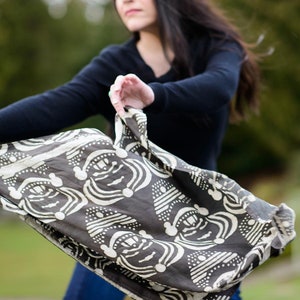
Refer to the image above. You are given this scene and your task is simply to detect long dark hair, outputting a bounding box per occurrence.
[115,0,261,121]
[155,0,261,121]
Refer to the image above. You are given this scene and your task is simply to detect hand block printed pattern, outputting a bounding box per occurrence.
[0,109,296,300]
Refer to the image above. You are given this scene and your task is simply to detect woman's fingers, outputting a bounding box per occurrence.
[109,73,154,116]
[109,75,126,117]
[114,75,125,91]
[112,100,126,117]
[110,91,126,117]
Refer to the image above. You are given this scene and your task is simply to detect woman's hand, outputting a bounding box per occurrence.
[109,74,155,117]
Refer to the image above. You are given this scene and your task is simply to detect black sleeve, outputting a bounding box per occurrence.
[0,46,124,143]
[146,40,243,114]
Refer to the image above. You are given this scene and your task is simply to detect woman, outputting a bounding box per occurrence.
[0,0,260,299]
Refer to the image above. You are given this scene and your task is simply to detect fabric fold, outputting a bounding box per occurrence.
[0,108,296,300]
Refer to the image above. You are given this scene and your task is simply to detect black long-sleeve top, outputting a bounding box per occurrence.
[0,33,243,170]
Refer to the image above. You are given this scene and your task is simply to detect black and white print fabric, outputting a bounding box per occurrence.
[0,108,296,300]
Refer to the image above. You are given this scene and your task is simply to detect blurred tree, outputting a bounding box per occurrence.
[218,0,300,176]
[0,0,126,105]
[0,0,127,129]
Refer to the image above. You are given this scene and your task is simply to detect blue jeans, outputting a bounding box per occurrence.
[64,262,241,299]
[64,263,125,300]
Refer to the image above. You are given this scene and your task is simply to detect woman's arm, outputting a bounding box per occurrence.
[149,41,243,114]
[0,46,124,143]
[110,40,243,116]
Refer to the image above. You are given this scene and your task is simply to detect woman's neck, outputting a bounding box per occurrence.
[136,31,174,78]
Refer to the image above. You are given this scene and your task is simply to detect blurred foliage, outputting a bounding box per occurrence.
[0,0,299,176]
[0,0,127,104]
[218,0,300,176]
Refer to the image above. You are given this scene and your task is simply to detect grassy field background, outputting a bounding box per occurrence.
[0,177,299,300]
[0,218,74,299]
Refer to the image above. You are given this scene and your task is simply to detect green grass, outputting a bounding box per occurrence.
[243,276,300,300]
[0,217,74,299]
[242,254,300,300]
